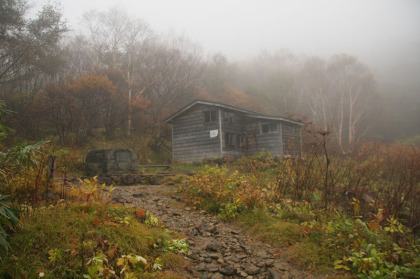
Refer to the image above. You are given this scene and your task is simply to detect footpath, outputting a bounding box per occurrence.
[112,185,320,279]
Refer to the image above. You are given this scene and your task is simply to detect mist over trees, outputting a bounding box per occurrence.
[0,1,419,155]
[213,51,379,152]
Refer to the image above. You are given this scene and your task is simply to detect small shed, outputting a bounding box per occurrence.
[164,100,304,162]
[85,148,138,176]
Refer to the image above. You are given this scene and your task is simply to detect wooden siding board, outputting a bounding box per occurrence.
[245,121,303,156]
[169,103,303,162]
[245,121,282,156]
[221,111,249,157]
[172,104,221,162]
[256,133,282,156]
[281,122,302,156]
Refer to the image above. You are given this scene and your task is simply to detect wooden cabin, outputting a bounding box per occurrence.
[164,100,304,162]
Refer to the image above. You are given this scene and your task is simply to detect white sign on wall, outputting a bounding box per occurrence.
[210,130,218,138]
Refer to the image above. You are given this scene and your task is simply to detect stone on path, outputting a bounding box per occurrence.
[219,265,237,276]
[246,265,261,275]
[207,241,222,252]
[111,185,318,279]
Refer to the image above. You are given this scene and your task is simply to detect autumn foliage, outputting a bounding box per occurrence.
[16,74,153,145]
[181,141,420,277]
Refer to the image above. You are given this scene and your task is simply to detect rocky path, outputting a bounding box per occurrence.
[112,185,318,279]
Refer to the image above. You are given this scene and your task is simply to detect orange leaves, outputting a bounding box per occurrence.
[91,214,120,228]
[135,208,146,222]
[66,75,117,137]
[103,221,120,228]
[70,249,78,256]
[372,208,385,225]
[367,220,380,231]
[108,247,118,259]
[136,209,145,218]
[67,75,116,95]
[132,96,151,110]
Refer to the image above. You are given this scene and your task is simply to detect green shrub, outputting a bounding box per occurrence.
[0,195,20,255]
[0,202,188,278]
[181,148,420,277]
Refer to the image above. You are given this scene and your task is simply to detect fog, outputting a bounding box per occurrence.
[2,0,419,151]
[30,0,420,91]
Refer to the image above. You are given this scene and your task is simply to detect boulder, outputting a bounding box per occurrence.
[85,148,138,176]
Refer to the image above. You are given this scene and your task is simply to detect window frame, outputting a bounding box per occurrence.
[223,111,235,123]
[224,133,245,148]
[203,110,217,124]
[260,122,279,134]
[224,132,235,147]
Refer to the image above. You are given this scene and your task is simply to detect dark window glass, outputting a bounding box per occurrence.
[261,122,278,134]
[225,133,233,146]
[224,133,244,148]
[225,133,238,147]
[203,110,217,123]
[204,111,210,123]
[211,110,217,121]
[261,123,270,134]
[223,111,234,122]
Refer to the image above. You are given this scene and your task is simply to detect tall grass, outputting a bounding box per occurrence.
[1,177,187,278]
[180,141,420,277]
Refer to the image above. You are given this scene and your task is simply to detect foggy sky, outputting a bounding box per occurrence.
[32,0,420,91]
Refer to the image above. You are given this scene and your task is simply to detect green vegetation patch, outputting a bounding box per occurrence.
[288,242,332,272]
[180,152,420,278]
[0,203,186,278]
[238,209,301,246]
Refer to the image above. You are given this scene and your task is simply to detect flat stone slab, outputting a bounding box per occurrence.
[85,148,138,176]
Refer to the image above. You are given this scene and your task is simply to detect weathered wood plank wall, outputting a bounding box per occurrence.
[170,102,303,162]
[246,122,283,156]
[172,104,220,162]
[221,111,248,158]
[281,122,302,156]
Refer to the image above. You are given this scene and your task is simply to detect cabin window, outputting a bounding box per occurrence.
[224,133,244,148]
[261,122,278,134]
[203,110,217,124]
[225,133,235,146]
[223,111,235,122]
[224,133,237,147]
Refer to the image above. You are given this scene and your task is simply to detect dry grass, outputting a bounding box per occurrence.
[0,202,186,278]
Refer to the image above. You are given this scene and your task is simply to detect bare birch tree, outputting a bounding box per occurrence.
[294,54,377,152]
[300,57,331,131]
[82,7,153,137]
[326,54,376,152]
